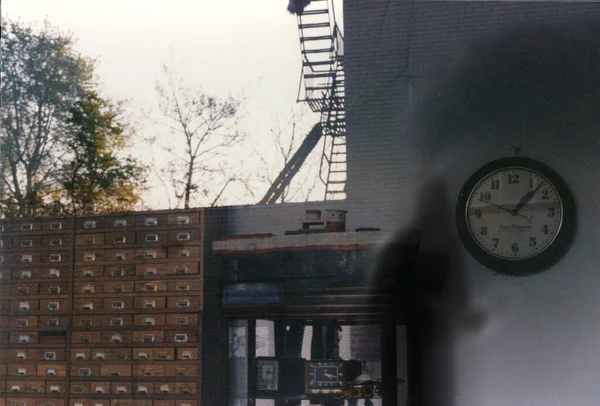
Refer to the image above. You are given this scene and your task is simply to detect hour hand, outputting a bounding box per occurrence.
[512,183,543,215]
[323,372,336,379]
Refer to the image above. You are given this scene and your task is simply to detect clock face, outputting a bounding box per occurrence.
[457,157,576,274]
[256,360,278,391]
[307,361,344,389]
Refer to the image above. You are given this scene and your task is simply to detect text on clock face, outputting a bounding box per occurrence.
[466,167,563,259]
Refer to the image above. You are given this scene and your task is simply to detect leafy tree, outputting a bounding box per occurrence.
[59,91,147,214]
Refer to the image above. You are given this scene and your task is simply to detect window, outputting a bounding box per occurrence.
[83,269,94,277]
[143,250,157,259]
[75,352,86,360]
[49,238,62,247]
[114,219,127,227]
[177,283,190,291]
[21,239,32,248]
[47,319,59,327]
[159,384,170,394]
[111,318,124,327]
[145,267,157,276]
[81,302,94,310]
[48,285,60,294]
[46,368,57,376]
[137,385,149,394]
[145,283,158,292]
[113,235,126,243]
[142,334,155,343]
[49,385,60,394]
[17,368,27,376]
[83,284,94,293]
[174,334,189,343]
[95,352,105,360]
[144,217,158,226]
[49,269,60,278]
[111,267,125,276]
[80,335,92,344]
[143,300,156,308]
[95,386,105,394]
[111,334,122,343]
[50,222,62,230]
[83,220,96,229]
[16,351,26,360]
[176,216,190,225]
[178,249,190,258]
[116,386,127,394]
[112,301,124,309]
[19,302,30,311]
[21,254,33,263]
[17,286,28,294]
[176,232,190,241]
[83,253,95,261]
[48,302,59,311]
[137,351,148,360]
[177,299,190,308]
[145,233,158,243]
[176,317,189,326]
[175,266,188,275]
[113,252,126,260]
[20,270,32,279]
[21,223,33,231]
[143,317,155,326]
[79,368,91,376]
[44,351,56,360]
[49,253,61,262]
[181,350,193,360]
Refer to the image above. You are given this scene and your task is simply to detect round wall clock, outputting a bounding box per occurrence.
[456,157,576,275]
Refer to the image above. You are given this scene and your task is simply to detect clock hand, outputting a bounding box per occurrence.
[323,372,336,379]
[479,200,534,223]
[512,183,543,216]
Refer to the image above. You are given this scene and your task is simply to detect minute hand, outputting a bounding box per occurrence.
[512,183,543,215]
[479,199,533,223]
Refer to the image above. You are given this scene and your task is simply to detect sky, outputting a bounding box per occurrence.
[2,0,343,209]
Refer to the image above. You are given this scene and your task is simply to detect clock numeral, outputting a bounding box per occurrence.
[508,173,520,184]
[548,207,556,217]
[480,226,488,236]
[491,180,500,190]
[541,190,550,200]
[542,224,550,235]
[511,243,519,253]
[492,238,500,249]
[472,209,482,219]
[480,192,492,202]
[529,237,537,247]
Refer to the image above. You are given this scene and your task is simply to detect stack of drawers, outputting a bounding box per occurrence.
[0,217,74,406]
[0,210,204,406]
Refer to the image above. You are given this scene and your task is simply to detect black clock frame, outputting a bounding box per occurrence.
[456,157,576,275]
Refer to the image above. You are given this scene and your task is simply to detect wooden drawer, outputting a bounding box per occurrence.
[42,251,71,264]
[106,215,136,229]
[135,213,168,227]
[167,212,199,225]
[70,381,90,394]
[167,246,200,259]
[135,263,168,277]
[133,314,166,327]
[104,231,136,245]
[74,298,103,312]
[100,364,131,377]
[36,363,67,377]
[103,297,133,311]
[104,249,134,262]
[6,348,31,360]
[74,266,102,279]
[39,281,69,295]
[175,382,198,395]
[12,269,39,280]
[110,382,133,395]
[89,380,109,394]
[99,314,133,328]
[100,331,132,344]
[132,347,174,361]
[13,252,42,264]
[37,349,65,361]
[98,348,131,362]
[132,330,164,344]
[133,364,165,377]
[76,217,104,230]
[72,331,101,345]
[133,382,154,395]
[103,281,134,294]
[7,363,36,376]
[135,231,167,245]
[71,348,90,361]
[38,334,66,345]
[13,236,43,249]
[167,229,202,243]
[77,250,103,262]
[135,280,167,293]
[133,247,167,260]
[165,313,199,327]
[39,298,70,313]
[166,262,199,276]
[167,279,202,293]
[26,380,47,393]
[9,332,38,344]
[42,218,72,232]
[10,315,38,328]
[14,219,43,232]
[164,363,197,377]
[70,364,100,377]
[39,315,69,329]
[134,296,166,310]
[75,233,104,246]
[74,281,102,294]
[45,381,66,394]
[8,283,36,297]
[103,264,135,277]
[167,296,201,310]
[165,330,199,344]
[42,234,73,248]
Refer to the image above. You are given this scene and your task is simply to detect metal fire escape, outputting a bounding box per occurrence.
[260,0,346,204]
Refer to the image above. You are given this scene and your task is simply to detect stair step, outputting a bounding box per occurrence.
[302,47,334,54]
[301,35,332,42]
[299,22,331,29]
[305,72,336,79]
[301,9,330,15]
[303,60,333,67]
[327,180,346,184]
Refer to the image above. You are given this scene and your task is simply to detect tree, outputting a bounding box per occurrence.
[0,19,146,217]
[59,91,147,214]
[152,65,247,208]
